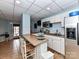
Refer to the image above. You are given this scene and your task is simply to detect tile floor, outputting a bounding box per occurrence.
[66,39,79,59]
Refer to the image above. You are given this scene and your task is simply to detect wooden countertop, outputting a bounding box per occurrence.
[21,34,47,46]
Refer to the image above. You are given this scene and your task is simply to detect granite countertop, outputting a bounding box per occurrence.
[45,33,65,38]
[21,34,47,46]
[32,33,65,38]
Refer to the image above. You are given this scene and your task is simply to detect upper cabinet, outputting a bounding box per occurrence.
[41,16,64,35]
[50,18,62,23]
[41,15,64,28]
[65,16,79,28]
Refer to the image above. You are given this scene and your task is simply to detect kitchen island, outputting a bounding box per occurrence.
[20,34,54,59]
[23,34,47,46]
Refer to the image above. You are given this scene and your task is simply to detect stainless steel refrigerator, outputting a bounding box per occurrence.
[77,23,79,45]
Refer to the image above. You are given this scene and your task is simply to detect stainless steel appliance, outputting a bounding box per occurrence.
[77,23,79,45]
[43,21,50,28]
[66,28,76,39]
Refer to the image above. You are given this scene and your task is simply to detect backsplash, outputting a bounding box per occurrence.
[49,23,64,35]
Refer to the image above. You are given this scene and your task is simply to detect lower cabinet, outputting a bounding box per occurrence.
[46,35,65,55]
[47,36,53,49]
[60,38,65,55]
[54,38,61,53]
[52,37,57,51]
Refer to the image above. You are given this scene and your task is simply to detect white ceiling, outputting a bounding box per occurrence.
[0,0,78,21]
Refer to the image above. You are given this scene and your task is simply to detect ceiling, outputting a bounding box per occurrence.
[0,0,78,21]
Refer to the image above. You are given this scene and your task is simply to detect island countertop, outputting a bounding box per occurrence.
[21,34,47,46]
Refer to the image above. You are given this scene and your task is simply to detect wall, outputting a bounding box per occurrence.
[21,14,30,34]
[0,19,9,42]
[0,18,20,42]
[41,8,79,35]
[31,20,41,33]
[41,11,68,35]
[0,19,9,34]
[31,20,37,33]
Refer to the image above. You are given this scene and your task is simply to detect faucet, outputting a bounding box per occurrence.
[56,29,58,36]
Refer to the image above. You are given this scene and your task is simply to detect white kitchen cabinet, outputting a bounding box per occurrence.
[45,35,65,55]
[56,38,61,53]
[52,37,57,51]
[53,37,65,55]
[45,35,52,49]
[60,38,65,55]
[47,37,49,47]
[52,37,60,53]
[47,36,53,49]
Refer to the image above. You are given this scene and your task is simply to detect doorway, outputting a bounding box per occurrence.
[13,24,20,38]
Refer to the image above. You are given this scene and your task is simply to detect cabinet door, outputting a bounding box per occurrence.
[47,37,52,48]
[57,38,61,53]
[53,37,57,51]
[52,37,61,53]
[60,38,65,55]
[47,37,49,47]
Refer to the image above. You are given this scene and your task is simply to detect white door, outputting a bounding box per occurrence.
[14,26,19,36]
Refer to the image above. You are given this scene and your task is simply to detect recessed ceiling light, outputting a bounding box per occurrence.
[16,0,21,4]
[47,7,50,10]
